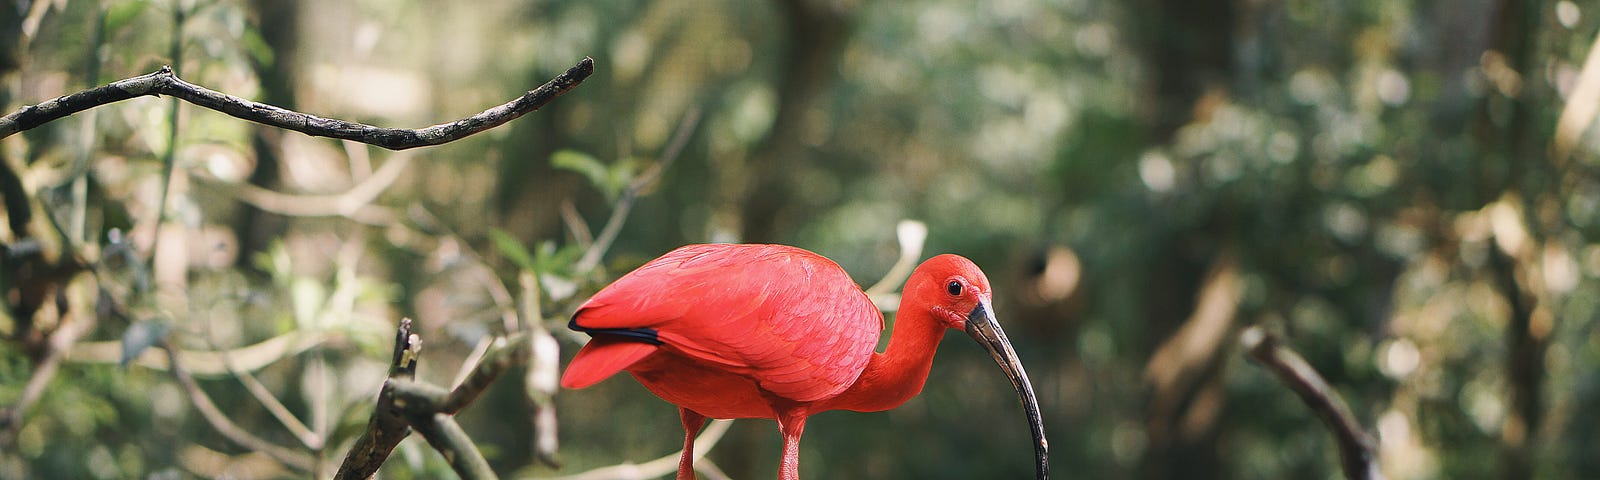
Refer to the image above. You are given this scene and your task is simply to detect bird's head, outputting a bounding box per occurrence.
[908,254,1050,479]
[911,254,995,331]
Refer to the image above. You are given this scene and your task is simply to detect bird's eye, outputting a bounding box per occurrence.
[947,280,963,296]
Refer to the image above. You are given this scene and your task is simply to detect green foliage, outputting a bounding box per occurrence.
[102,0,151,35]
[533,240,584,277]
[551,149,638,203]
[489,228,538,272]
[4,0,1599,478]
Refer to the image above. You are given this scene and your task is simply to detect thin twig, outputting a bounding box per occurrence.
[218,151,413,223]
[307,351,332,464]
[440,332,531,415]
[559,200,594,250]
[573,107,702,273]
[1240,326,1382,480]
[70,0,106,246]
[205,325,323,450]
[453,334,496,389]
[196,284,326,452]
[67,329,327,376]
[161,340,317,472]
[343,140,375,180]
[474,264,523,334]
[226,353,322,448]
[0,57,595,150]
[538,420,734,480]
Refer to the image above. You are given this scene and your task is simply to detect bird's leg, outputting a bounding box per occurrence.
[677,407,708,480]
[775,409,808,480]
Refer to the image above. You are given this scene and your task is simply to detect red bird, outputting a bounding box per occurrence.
[561,244,1048,479]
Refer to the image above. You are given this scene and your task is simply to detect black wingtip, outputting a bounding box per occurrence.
[568,316,664,345]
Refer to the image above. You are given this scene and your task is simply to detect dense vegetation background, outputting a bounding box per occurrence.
[2,0,1598,478]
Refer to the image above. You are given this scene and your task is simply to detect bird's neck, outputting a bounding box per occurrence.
[822,305,947,413]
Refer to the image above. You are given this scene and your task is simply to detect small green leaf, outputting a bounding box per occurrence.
[606,156,642,198]
[103,0,152,34]
[239,25,275,68]
[533,240,584,275]
[552,149,610,193]
[253,241,293,286]
[552,149,639,201]
[490,229,537,271]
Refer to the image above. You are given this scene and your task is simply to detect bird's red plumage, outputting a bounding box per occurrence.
[560,337,659,389]
[562,244,882,414]
[558,245,1041,480]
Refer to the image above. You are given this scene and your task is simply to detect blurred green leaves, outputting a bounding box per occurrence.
[103,0,151,35]
[552,149,638,203]
[4,0,1600,479]
[490,228,538,272]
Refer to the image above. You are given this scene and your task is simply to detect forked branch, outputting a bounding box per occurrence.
[334,319,422,479]
[335,319,553,480]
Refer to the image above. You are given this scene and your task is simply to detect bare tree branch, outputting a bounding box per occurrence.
[0,57,595,150]
[1240,326,1382,480]
[337,317,547,479]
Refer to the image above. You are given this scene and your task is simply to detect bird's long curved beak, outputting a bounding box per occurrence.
[965,299,1049,480]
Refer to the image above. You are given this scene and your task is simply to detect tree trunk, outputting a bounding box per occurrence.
[1128,0,1237,478]
[736,0,852,244]
[237,0,301,268]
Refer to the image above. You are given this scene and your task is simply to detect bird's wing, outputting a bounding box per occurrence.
[571,244,883,402]
[560,336,659,389]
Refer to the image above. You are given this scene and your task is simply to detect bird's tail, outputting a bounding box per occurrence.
[560,336,659,389]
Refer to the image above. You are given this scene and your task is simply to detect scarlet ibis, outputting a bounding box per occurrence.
[561,244,1048,479]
